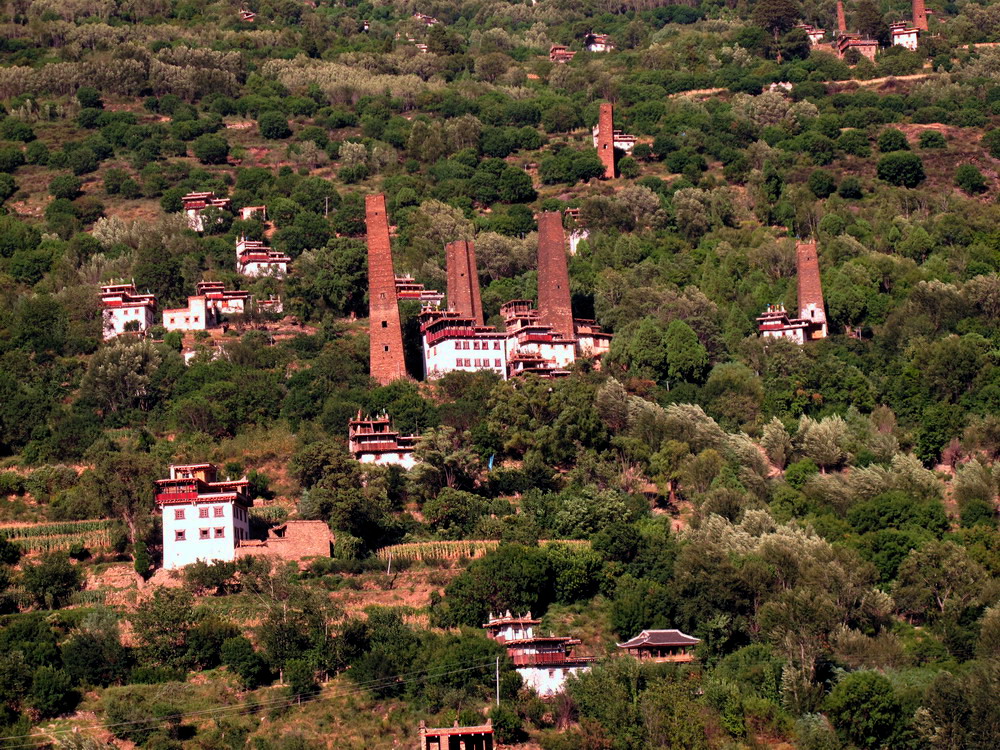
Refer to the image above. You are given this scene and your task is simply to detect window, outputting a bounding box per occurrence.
[175,530,186,541]
[193,316,199,323]
[214,506,224,517]
[462,341,470,350]
[381,320,388,328]
[174,509,185,520]
[214,528,225,538]
[383,345,389,352]
[495,359,501,368]
[494,341,500,350]
[199,507,209,518]
[199,528,210,540]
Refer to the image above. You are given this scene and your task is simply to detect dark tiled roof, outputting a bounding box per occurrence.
[617,629,700,649]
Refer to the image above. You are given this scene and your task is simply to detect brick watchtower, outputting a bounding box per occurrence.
[366,194,407,384]
[537,211,574,342]
[446,240,484,325]
[836,0,846,32]
[596,103,615,179]
[912,0,928,30]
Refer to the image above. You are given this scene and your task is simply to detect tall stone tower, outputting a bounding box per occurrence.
[365,194,407,384]
[596,103,615,179]
[446,240,484,325]
[796,240,828,340]
[537,211,574,341]
[836,0,847,32]
[912,0,928,31]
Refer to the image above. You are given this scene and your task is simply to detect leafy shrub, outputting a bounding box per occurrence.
[919,130,946,149]
[807,169,836,198]
[258,111,291,139]
[877,128,908,152]
[876,152,925,188]
[49,175,82,200]
[192,134,229,164]
[955,164,987,195]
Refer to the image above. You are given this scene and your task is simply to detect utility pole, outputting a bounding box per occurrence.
[495,657,500,706]
[386,551,392,575]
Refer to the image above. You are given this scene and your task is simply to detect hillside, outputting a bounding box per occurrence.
[2,0,1000,748]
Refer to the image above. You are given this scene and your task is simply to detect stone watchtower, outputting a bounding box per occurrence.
[912,0,928,30]
[445,240,484,325]
[365,194,407,384]
[537,211,574,342]
[596,102,615,179]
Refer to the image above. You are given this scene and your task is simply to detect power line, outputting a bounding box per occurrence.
[0,659,499,749]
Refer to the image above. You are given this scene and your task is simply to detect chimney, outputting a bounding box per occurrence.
[445,240,484,325]
[537,211,574,341]
[912,0,928,31]
[365,194,407,384]
[836,0,846,32]
[597,102,615,179]
[796,240,828,340]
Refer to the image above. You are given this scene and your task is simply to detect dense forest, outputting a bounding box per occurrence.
[1,0,1000,747]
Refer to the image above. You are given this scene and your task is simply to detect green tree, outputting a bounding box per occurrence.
[498,167,536,203]
[49,175,82,200]
[751,0,801,38]
[423,488,489,538]
[807,169,836,198]
[409,426,481,498]
[877,128,909,152]
[642,679,708,749]
[894,540,989,621]
[258,111,291,140]
[27,667,77,718]
[193,134,230,164]
[876,152,925,188]
[85,452,159,545]
[955,164,987,195]
[825,671,904,749]
[81,339,162,413]
[130,588,196,669]
[20,553,81,609]
[664,319,709,384]
[221,637,270,689]
[982,128,1000,159]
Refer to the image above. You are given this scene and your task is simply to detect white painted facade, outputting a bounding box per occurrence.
[568,229,589,256]
[160,496,250,569]
[423,335,508,380]
[163,295,211,332]
[356,449,418,470]
[517,665,590,697]
[155,464,252,570]
[102,301,156,339]
[100,283,156,340]
[891,28,919,50]
[236,238,290,278]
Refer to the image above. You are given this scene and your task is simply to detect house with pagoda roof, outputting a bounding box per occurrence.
[484,611,595,696]
[348,412,419,470]
[617,629,700,663]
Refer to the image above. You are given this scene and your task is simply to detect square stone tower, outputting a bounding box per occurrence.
[446,240,484,325]
[537,211,574,341]
[366,194,407,384]
[597,103,615,179]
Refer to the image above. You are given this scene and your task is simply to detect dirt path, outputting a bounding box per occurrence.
[669,72,935,99]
